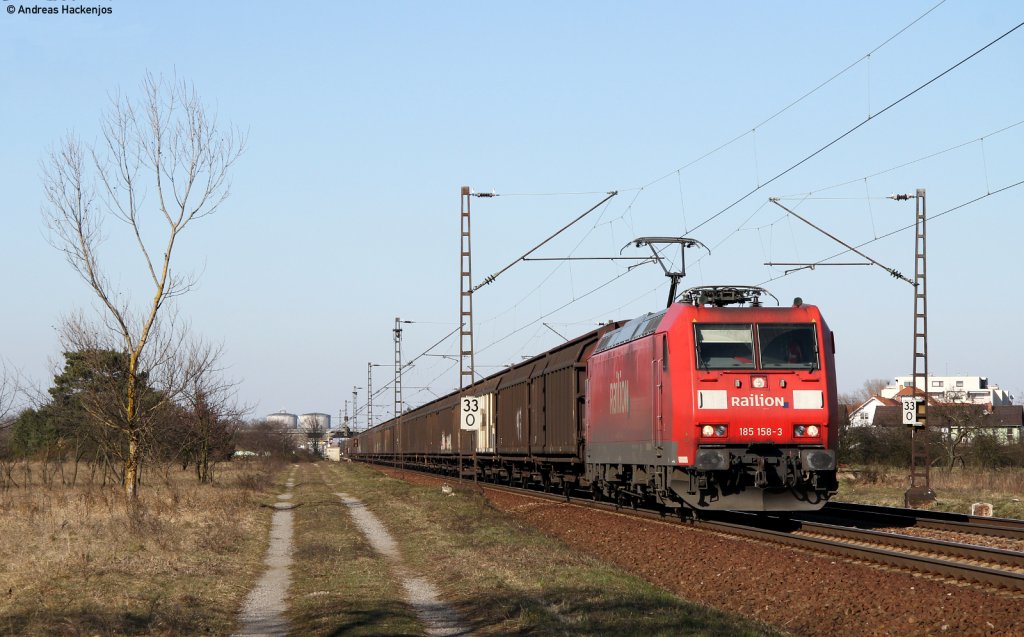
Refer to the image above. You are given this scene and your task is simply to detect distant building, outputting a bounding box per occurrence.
[847,377,1022,443]
[266,411,298,429]
[869,403,1023,444]
[324,441,343,462]
[848,395,900,428]
[880,375,1013,406]
[300,412,331,432]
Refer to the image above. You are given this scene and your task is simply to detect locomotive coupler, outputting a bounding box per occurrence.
[754,457,768,488]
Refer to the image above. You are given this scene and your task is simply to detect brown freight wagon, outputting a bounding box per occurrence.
[351,322,623,490]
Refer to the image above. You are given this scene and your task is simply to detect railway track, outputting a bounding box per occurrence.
[470,480,1024,593]
[804,501,1024,541]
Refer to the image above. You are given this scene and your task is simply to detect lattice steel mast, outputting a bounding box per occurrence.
[394,317,404,419]
[904,188,935,506]
[366,362,373,428]
[459,187,477,394]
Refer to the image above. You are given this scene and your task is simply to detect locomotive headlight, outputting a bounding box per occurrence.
[751,375,767,389]
[807,425,820,437]
[794,425,806,437]
[702,425,714,437]
[715,425,728,437]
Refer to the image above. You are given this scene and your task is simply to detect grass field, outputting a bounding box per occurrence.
[287,461,784,637]
[836,465,1024,518]
[0,459,281,636]
[3,458,1019,636]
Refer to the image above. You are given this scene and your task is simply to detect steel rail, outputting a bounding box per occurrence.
[810,501,1024,540]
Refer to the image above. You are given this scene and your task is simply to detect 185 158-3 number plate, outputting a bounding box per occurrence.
[738,427,782,437]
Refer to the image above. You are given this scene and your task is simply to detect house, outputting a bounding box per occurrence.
[880,375,1013,406]
[866,401,1023,444]
[848,386,936,428]
[848,395,899,428]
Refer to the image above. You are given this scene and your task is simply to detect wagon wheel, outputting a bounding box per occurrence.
[677,505,697,523]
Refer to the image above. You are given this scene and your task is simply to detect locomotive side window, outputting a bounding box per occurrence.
[758,323,818,369]
[695,324,755,369]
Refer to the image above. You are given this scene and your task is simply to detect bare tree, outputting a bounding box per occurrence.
[838,377,891,406]
[0,359,16,427]
[42,73,244,500]
[174,341,248,483]
[929,389,992,470]
[302,418,326,457]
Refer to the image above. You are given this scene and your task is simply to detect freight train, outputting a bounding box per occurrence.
[348,286,839,513]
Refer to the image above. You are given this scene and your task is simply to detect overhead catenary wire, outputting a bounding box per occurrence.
[477,191,620,329]
[759,177,1024,286]
[462,18,1023,403]
[637,0,949,192]
[773,118,1024,199]
[467,4,966,338]
[769,198,914,284]
[473,191,618,291]
[684,18,1024,236]
[357,8,1018,414]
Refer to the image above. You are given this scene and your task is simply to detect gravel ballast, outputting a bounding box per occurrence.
[392,471,1022,637]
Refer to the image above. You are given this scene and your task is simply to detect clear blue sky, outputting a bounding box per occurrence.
[2,1,1022,424]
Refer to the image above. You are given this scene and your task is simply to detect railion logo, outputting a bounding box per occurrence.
[731,394,787,408]
[609,370,630,415]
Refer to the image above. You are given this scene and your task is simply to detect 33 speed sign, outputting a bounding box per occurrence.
[460,396,481,431]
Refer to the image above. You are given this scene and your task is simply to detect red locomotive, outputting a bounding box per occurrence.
[348,285,839,513]
[586,286,838,511]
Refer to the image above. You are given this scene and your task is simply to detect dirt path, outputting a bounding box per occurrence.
[336,492,473,637]
[232,467,298,637]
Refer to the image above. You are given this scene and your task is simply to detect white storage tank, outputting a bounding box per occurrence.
[300,412,331,432]
[266,411,299,429]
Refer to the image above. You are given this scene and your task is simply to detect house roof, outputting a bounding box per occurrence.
[871,404,1024,428]
[890,386,947,404]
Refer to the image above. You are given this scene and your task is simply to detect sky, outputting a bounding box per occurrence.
[2,1,1023,426]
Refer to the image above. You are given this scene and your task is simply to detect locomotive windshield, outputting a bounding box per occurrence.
[758,324,818,369]
[695,324,755,369]
[695,323,818,370]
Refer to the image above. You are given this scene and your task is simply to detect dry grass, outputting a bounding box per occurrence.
[286,463,422,636]
[838,465,1024,517]
[0,459,284,636]
[294,462,782,637]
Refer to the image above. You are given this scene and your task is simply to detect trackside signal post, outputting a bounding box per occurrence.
[899,188,936,507]
[459,187,489,483]
[770,189,936,507]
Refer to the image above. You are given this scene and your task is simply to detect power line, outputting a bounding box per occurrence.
[685,18,1024,236]
[638,0,949,192]
[774,118,1024,199]
[478,267,636,356]
[406,11,1019,408]
[759,177,1024,285]
[474,192,618,291]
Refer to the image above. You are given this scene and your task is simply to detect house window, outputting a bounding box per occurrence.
[931,381,943,388]
[956,381,964,387]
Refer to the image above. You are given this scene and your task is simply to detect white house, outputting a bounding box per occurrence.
[848,395,900,428]
[880,375,1013,406]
